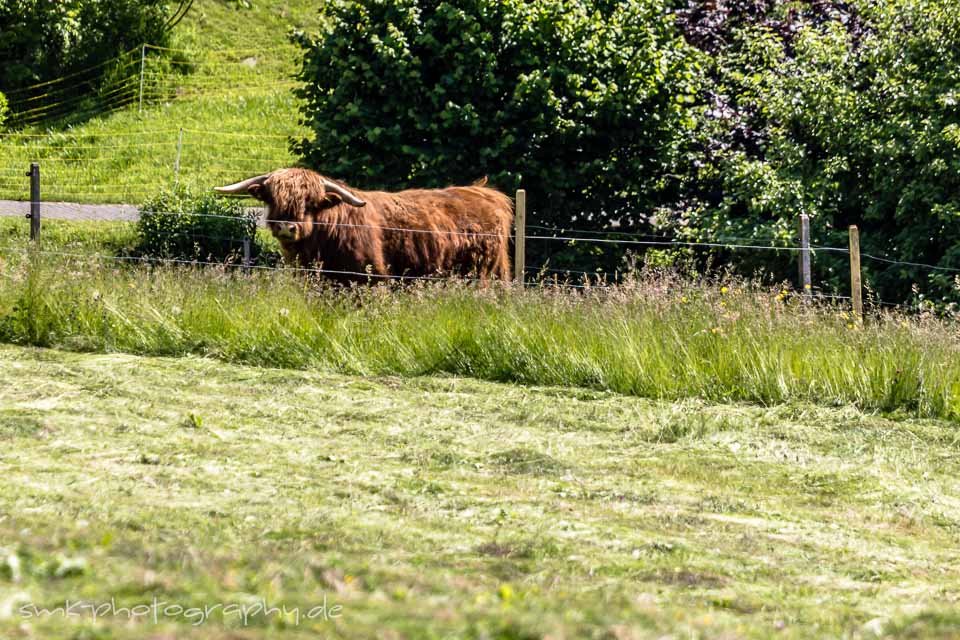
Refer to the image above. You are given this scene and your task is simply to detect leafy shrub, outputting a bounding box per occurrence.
[674,0,960,304]
[0,91,6,128]
[294,0,960,305]
[294,0,700,271]
[136,189,260,264]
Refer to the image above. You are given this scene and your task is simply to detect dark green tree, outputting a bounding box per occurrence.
[0,0,170,122]
[295,0,960,302]
[675,0,960,304]
[294,0,702,270]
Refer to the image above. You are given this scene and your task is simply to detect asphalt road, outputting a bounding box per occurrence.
[0,200,140,221]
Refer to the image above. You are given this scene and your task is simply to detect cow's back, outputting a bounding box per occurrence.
[376,186,513,278]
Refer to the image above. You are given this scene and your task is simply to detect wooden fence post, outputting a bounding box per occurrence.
[514,189,526,284]
[799,213,811,299]
[849,225,863,323]
[26,163,40,242]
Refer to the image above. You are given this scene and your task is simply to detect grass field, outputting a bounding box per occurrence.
[3,344,960,639]
[0,217,137,252]
[0,0,318,204]
[2,217,959,421]
[7,3,960,638]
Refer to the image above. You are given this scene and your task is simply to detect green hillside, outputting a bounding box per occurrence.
[0,1,321,204]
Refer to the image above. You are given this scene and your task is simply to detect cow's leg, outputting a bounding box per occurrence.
[280,244,299,268]
[495,241,511,282]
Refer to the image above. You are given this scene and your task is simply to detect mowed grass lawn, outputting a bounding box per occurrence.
[2,345,960,639]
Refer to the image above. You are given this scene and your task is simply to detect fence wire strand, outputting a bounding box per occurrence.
[860,253,960,274]
[3,47,141,96]
[0,246,488,284]
[0,203,863,254]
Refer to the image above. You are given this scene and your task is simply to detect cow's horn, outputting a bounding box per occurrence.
[322,179,366,207]
[214,174,270,195]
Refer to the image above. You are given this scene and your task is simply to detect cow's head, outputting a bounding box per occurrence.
[215,169,365,243]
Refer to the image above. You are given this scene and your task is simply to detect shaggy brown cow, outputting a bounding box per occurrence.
[215,168,513,283]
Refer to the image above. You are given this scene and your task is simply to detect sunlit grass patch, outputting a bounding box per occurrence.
[1,245,959,420]
[0,0,319,204]
[2,345,960,638]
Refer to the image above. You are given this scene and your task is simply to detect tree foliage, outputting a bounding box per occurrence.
[295,0,960,303]
[0,0,169,91]
[294,0,700,257]
[676,0,960,303]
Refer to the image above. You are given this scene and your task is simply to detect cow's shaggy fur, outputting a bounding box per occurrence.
[242,168,513,283]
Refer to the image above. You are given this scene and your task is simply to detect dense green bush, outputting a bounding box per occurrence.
[294,0,700,270]
[674,0,960,304]
[137,189,261,264]
[294,0,960,305]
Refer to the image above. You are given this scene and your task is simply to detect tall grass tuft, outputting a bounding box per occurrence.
[2,252,959,421]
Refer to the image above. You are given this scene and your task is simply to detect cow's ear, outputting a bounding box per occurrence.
[248,183,265,201]
[318,192,341,208]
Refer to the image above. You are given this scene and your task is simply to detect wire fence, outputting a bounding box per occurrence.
[0,194,957,313]
[0,136,958,312]
[0,40,307,203]
[2,199,943,306]
[4,44,302,129]
[0,128,297,203]
[5,50,143,128]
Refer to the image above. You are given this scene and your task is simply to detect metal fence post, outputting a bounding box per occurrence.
[138,44,147,114]
[798,213,811,299]
[26,163,40,242]
[514,189,526,284]
[243,236,252,270]
[174,127,184,187]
